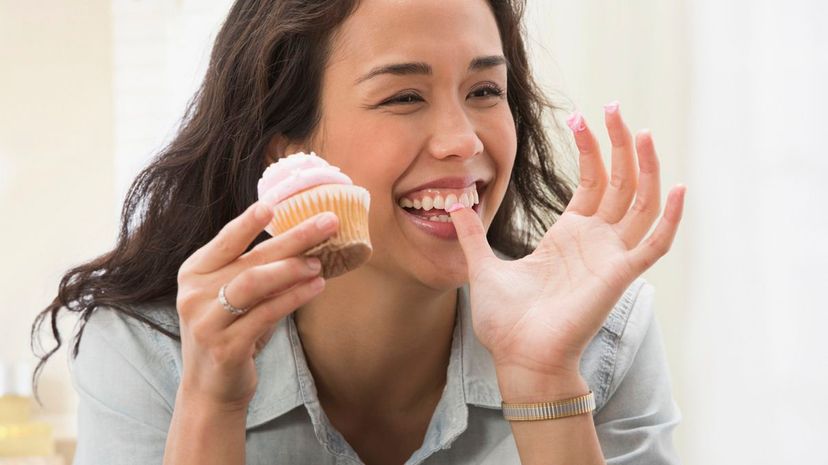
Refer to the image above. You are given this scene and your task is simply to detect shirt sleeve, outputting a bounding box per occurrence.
[69,308,177,465]
[593,283,683,465]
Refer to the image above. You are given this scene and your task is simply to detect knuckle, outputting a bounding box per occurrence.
[176,289,201,318]
[608,176,624,191]
[275,259,300,279]
[631,199,647,214]
[608,132,626,148]
[232,273,254,297]
[177,265,191,286]
[579,176,604,190]
[189,319,214,346]
[647,236,669,256]
[656,236,672,255]
[637,252,657,270]
[632,197,658,216]
[177,258,200,283]
[609,174,633,192]
[292,223,312,243]
[215,236,234,257]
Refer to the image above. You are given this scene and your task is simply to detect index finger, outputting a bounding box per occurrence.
[185,201,273,273]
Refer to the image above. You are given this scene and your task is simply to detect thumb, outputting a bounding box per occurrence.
[447,202,496,278]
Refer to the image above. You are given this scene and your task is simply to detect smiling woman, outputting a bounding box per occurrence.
[30,0,683,464]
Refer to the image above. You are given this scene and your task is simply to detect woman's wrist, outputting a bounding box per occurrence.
[175,384,251,417]
[494,364,589,403]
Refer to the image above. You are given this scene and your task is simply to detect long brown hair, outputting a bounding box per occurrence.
[31,0,573,396]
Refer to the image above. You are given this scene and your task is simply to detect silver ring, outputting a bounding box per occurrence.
[218,284,248,316]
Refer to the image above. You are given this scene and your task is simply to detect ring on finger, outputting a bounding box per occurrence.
[218,283,249,316]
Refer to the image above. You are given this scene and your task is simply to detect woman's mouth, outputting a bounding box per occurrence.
[396,182,486,239]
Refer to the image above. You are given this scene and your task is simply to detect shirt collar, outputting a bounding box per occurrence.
[244,280,502,430]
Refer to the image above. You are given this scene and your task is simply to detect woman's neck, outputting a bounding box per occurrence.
[294,263,458,420]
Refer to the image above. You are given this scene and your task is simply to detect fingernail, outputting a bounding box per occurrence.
[311,276,326,291]
[566,111,586,132]
[255,203,271,221]
[315,212,337,230]
[446,202,465,213]
[306,258,322,272]
[604,100,620,113]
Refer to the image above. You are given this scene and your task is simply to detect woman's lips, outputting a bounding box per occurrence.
[397,186,484,240]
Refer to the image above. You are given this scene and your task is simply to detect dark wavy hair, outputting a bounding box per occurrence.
[30,0,574,397]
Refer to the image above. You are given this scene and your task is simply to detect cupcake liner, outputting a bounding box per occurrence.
[267,184,372,279]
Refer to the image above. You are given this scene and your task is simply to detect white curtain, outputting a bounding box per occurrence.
[683,0,827,463]
[528,0,827,462]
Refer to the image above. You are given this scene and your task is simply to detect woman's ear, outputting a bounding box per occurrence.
[264,134,307,165]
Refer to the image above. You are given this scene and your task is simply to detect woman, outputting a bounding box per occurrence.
[32,0,686,464]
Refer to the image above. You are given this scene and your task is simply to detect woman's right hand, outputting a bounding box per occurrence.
[174,201,339,410]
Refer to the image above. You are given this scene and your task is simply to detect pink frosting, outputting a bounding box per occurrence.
[257,152,353,206]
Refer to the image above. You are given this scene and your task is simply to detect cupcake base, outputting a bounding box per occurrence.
[267,184,372,279]
[305,240,372,279]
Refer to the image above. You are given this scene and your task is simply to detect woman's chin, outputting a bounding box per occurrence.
[410,254,470,289]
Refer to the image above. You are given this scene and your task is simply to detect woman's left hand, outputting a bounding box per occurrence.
[448,103,686,393]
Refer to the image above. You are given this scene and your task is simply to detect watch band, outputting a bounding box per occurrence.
[501,390,595,421]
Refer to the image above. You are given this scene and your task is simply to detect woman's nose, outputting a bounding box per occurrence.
[426,105,484,160]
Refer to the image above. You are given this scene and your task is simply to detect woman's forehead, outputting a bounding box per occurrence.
[328,0,503,74]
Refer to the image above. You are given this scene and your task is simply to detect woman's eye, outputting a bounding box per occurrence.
[381,92,424,106]
[469,84,505,99]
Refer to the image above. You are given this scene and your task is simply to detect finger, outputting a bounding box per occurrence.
[563,111,608,216]
[446,202,497,281]
[185,201,273,273]
[626,185,686,273]
[228,275,326,343]
[596,101,638,223]
[614,130,662,248]
[238,211,340,267]
[210,256,323,329]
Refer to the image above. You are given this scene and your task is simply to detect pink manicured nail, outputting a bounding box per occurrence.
[604,100,620,113]
[566,112,586,132]
[446,202,465,213]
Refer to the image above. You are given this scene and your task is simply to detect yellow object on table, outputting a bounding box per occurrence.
[0,363,57,462]
[0,457,63,465]
[0,418,55,457]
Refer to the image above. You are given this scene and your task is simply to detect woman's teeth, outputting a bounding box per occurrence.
[427,214,453,223]
[397,185,482,223]
[398,189,479,211]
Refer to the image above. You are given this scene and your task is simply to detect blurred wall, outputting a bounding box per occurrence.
[0,0,115,437]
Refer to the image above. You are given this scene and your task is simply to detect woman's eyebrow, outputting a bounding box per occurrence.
[355,55,508,85]
[469,55,508,72]
[355,62,432,84]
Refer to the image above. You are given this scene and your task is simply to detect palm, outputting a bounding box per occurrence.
[469,212,634,372]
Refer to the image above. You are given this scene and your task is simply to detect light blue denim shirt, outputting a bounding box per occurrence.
[69,277,681,464]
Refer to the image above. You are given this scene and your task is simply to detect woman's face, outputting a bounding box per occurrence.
[306,0,516,289]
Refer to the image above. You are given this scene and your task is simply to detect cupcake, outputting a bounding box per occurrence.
[257,152,372,279]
